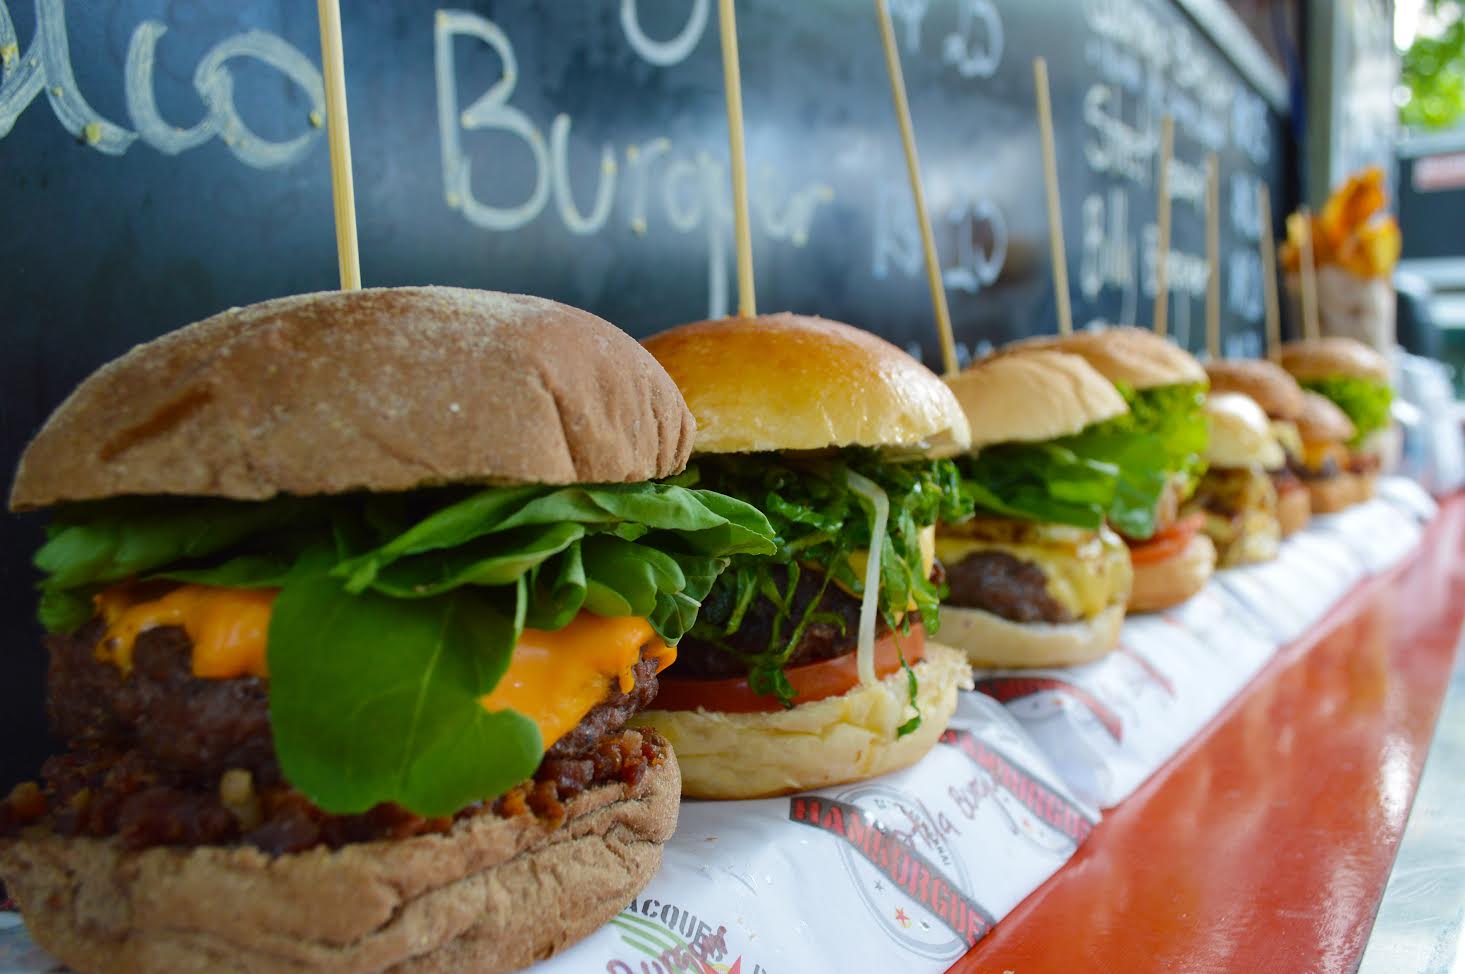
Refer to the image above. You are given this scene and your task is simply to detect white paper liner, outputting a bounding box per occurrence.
[0,478,1435,974]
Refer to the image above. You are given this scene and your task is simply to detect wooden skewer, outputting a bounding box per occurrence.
[1257,184,1281,361]
[1033,58,1072,335]
[1153,115,1174,337]
[1298,206,1320,341]
[316,0,360,291]
[875,0,957,376]
[1205,153,1220,359]
[716,0,756,318]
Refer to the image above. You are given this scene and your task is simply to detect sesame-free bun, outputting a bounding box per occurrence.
[945,351,1128,451]
[1206,393,1285,470]
[1308,473,1363,513]
[1205,359,1306,420]
[1280,337,1390,383]
[1295,390,1357,445]
[11,287,695,511]
[643,314,971,457]
[633,643,971,799]
[0,745,679,974]
[940,604,1126,669]
[1128,533,1216,613]
[1278,484,1311,536]
[1004,325,1208,390]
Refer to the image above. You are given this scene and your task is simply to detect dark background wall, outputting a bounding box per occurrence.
[0,0,1289,787]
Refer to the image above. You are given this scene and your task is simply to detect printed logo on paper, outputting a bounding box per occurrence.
[788,785,993,960]
[938,728,1096,854]
[604,899,768,974]
[973,675,1125,740]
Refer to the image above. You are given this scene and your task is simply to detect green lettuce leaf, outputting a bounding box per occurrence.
[1301,375,1394,444]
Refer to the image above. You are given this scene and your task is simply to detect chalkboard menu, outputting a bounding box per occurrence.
[0,0,1288,783]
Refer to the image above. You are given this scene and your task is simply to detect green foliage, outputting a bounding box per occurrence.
[1402,6,1465,130]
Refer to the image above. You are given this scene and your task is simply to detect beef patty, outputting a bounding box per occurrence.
[944,550,1072,625]
[1,620,665,854]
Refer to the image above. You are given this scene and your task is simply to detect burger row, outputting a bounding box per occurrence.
[0,288,1393,973]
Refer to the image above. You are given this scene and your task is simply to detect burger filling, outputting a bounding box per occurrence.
[3,483,776,850]
[657,450,967,726]
[1299,375,1392,447]
[1183,466,1280,567]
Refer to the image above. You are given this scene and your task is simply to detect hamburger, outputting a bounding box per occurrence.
[1204,358,1311,536]
[1185,393,1285,567]
[0,287,776,974]
[1293,389,1364,512]
[633,314,974,800]
[1000,326,1214,612]
[937,351,1134,668]
[1280,337,1393,500]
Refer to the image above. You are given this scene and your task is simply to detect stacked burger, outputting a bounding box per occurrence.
[633,314,976,800]
[1204,358,1312,536]
[1281,336,1394,506]
[0,288,777,974]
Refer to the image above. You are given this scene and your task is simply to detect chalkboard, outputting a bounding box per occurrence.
[0,0,1288,785]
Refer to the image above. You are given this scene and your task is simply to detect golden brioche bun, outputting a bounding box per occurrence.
[1277,485,1312,537]
[1356,471,1378,500]
[643,314,970,457]
[1205,393,1285,470]
[1127,534,1216,612]
[1204,359,1305,420]
[11,288,695,511]
[1003,325,1207,390]
[1280,337,1391,383]
[633,643,971,799]
[0,744,679,974]
[939,603,1126,668]
[1306,474,1361,513]
[945,350,1128,450]
[1295,390,1357,446]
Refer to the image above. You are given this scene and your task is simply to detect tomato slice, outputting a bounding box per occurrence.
[1128,513,1206,566]
[653,625,927,714]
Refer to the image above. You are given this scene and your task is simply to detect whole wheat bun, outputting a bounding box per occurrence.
[1204,359,1305,420]
[945,350,1127,450]
[1308,474,1362,513]
[1205,393,1285,470]
[633,643,971,799]
[1295,390,1357,446]
[1277,485,1312,536]
[940,604,1126,669]
[11,287,694,511]
[1002,325,1207,390]
[0,749,679,974]
[1280,337,1391,383]
[1127,533,1216,613]
[643,314,971,457]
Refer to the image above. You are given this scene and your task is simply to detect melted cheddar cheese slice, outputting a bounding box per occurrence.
[480,614,675,749]
[95,584,673,752]
[839,525,937,611]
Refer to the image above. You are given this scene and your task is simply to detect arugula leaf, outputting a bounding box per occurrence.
[1301,375,1394,444]
[685,451,967,707]
[268,570,540,816]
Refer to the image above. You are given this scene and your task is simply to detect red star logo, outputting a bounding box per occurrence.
[725,959,742,974]
[894,907,912,928]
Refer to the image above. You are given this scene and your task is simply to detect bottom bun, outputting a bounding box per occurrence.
[1356,471,1378,500]
[1278,487,1311,537]
[0,747,679,974]
[938,603,1126,669]
[1217,516,1281,568]
[1308,474,1360,514]
[634,643,972,800]
[1128,534,1216,613]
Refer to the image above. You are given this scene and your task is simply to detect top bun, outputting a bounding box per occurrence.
[1280,337,1390,383]
[1295,390,1358,445]
[11,287,695,511]
[1205,393,1285,470]
[1204,359,1306,420]
[945,350,1127,451]
[643,314,971,457]
[1003,325,1207,390]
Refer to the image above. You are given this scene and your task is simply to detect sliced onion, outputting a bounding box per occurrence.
[843,470,888,687]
